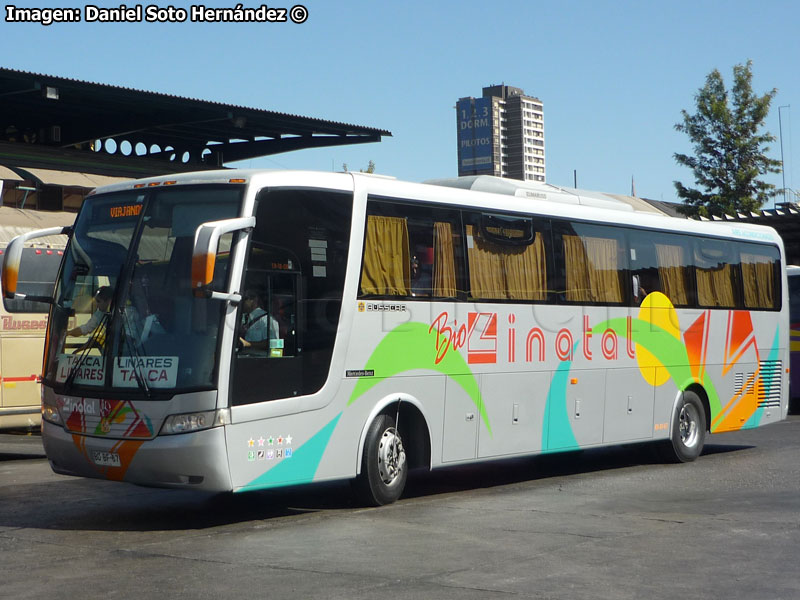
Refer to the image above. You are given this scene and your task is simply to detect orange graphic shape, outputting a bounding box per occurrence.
[712,371,760,432]
[723,311,759,375]
[683,310,709,384]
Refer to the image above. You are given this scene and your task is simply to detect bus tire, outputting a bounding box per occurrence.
[354,414,407,506]
[660,390,706,463]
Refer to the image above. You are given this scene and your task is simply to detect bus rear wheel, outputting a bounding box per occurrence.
[354,414,407,506]
[660,391,706,463]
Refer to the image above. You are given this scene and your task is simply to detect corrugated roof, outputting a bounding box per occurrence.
[0,67,391,177]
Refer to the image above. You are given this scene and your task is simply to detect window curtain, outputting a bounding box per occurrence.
[467,224,506,299]
[504,232,547,300]
[696,263,735,307]
[360,215,410,296]
[654,243,689,306]
[433,221,457,297]
[467,225,547,300]
[584,237,622,303]
[564,235,621,303]
[741,253,775,308]
[563,234,591,302]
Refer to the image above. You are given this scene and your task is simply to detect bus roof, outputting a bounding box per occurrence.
[89,169,785,249]
[0,206,73,246]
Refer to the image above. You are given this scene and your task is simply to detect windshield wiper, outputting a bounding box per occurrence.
[64,311,110,393]
[117,306,152,398]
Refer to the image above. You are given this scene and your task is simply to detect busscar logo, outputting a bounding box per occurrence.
[360,302,408,313]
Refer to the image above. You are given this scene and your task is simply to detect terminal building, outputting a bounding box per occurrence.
[456,84,545,182]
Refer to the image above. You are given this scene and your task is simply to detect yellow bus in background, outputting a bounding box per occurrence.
[0,207,72,429]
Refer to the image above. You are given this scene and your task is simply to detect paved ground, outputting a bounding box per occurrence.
[1,417,799,600]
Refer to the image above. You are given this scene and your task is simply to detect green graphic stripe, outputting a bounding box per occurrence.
[348,321,490,435]
[239,413,342,492]
[594,317,722,416]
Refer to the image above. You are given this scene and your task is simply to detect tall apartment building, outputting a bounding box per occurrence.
[456,84,545,182]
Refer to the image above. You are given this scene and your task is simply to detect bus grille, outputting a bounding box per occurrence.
[757,360,782,408]
[61,399,156,439]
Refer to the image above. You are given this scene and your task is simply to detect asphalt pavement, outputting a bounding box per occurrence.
[1,417,799,600]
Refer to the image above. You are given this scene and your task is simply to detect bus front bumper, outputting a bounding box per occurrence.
[42,420,233,492]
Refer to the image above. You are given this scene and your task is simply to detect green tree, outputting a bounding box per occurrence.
[342,160,376,174]
[674,60,781,218]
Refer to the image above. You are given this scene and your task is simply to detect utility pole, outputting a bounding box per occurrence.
[779,105,790,205]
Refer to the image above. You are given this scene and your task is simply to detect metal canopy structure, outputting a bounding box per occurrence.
[699,204,800,266]
[0,67,391,179]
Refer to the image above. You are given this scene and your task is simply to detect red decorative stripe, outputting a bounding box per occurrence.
[0,374,38,383]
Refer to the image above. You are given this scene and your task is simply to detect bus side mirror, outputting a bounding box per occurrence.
[2,226,70,300]
[191,216,255,300]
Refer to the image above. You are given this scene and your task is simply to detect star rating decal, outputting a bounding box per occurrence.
[247,434,294,461]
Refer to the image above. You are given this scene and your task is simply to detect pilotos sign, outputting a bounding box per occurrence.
[457,97,493,173]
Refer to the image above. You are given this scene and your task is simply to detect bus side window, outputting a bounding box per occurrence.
[359,200,463,300]
[555,221,626,305]
[463,212,550,302]
[629,234,661,305]
[740,244,780,310]
[232,188,353,405]
[695,239,741,309]
[629,230,694,307]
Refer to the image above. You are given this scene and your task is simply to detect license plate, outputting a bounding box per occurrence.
[92,451,121,467]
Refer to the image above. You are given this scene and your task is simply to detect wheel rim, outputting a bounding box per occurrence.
[678,402,700,448]
[377,427,406,486]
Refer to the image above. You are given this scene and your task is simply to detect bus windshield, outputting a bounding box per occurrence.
[43,185,243,397]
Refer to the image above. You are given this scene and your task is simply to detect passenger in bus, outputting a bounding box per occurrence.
[632,274,647,304]
[239,290,279,351]
[411,247,433,297]
[632,271,660,305]
[67,286,113,338]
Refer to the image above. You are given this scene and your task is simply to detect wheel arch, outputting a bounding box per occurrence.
[679,383,711,433]
[355,393,432,476]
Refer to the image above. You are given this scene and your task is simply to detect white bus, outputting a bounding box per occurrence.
[0,207,72,429]
[3,170,788,504]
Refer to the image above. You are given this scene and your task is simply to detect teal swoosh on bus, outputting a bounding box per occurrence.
[593,316,722,416]
[542,349,579,451]
[347,321,490,436]
[238,413,342,491]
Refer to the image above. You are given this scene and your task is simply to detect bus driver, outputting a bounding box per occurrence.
[239,290,279,351]
[67,286,113,338]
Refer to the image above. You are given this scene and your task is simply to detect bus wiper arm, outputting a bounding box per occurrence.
[118,307,152,398]
[64,312,109,392]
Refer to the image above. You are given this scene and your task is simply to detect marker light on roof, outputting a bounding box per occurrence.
[229,178,246,183]
[147,182,161,187]
[133,184,146,189]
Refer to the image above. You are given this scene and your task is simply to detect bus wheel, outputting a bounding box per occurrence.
[354,414,407,506]
[661,391,706,463]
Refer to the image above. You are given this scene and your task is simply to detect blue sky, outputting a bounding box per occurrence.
[3,0,799,206]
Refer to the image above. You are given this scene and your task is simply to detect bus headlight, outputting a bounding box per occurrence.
[160,408,229,435]
[41,399,63,426]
